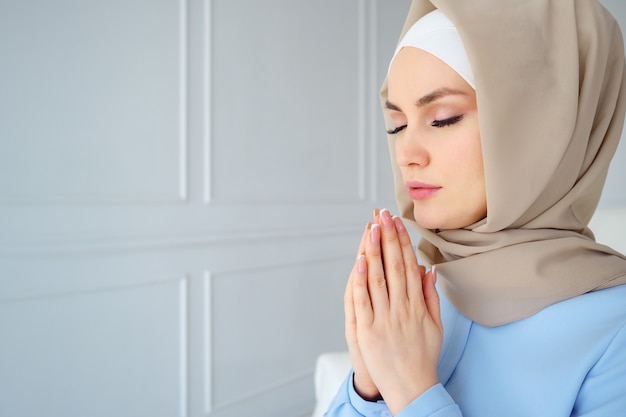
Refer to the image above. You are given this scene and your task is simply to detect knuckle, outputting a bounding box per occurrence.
[371,273,387,289]
[383,230,399,244]
[361,326,386,345]
[397,230,411,244]
[353,273,368,289]
[355,297,371,311]
[392,307,409,322]
[389,259,406,275]
[411,301,428,317]
[405,260,422,276]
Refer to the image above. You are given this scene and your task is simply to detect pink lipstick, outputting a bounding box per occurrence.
[406,181,441,200]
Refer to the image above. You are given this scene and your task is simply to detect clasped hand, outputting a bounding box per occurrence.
[344,209,443,415]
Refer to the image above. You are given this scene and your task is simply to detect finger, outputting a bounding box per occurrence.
[423,266,443,333]
[393,215,426,303]
[345,262,381,400]
[347,222,374,336]
[378,209,407,305]
[346,222,373,344]
[352,253,375,325]
[364,223,390,314]
[344,265,357,343]
[357,222,370,256]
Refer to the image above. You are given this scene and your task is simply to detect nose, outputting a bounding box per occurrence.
[395,128,429,167]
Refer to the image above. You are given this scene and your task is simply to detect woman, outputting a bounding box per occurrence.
[325,1,626,416]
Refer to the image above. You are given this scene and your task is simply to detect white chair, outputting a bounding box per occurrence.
[312,352,352,417]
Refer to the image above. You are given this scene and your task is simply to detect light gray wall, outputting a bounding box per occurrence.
[599,0,626,207]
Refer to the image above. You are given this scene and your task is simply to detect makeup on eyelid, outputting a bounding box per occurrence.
[386,114,464,135]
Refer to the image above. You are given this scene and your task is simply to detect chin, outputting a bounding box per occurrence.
[412,210,441,230]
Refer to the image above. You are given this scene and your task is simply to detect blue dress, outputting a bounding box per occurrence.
[325,284,626,417]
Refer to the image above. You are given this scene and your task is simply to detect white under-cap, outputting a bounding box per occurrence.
[390,9,475,89]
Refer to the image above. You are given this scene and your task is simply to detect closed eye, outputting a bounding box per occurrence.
[431,115,463,128]
[386,125,407,135]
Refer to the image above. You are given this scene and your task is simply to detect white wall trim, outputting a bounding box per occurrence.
[179,276,189,417]
[203,270,214,414]
[0,227,362,258]
[203,0,213,204]
[369,0,381,203]
[357,0,368,201]
[179,0,189,202]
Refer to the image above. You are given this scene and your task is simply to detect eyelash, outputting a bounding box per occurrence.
[431,115,463,128]
[386,125,406,135]
[386,115,464,135]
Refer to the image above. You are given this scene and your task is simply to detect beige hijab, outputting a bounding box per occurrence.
[382,0,626,326]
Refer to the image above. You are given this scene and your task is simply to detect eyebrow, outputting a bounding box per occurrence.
[385,87,468,111]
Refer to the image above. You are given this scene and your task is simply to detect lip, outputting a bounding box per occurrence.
[405,181,441,200]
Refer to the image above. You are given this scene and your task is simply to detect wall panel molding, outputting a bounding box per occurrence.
[203,0,214,204]
[179,276,190,417]
[0,0,189,205]
[203,270,214,414]
[0,226,362,258]
[179,0,190,202]
[0,275,189,417]
[368,0,382,203]
[210,370,313,413]
[207,0,368,205]
[357,0,368,201]
[205,256,347,415]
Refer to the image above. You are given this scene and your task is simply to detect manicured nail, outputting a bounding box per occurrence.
[380,209,393,229]
[393,216,406,234]
[357,254,366,273]
[370,223,380,244]
[373,208,380,218]
[432,265,438,285]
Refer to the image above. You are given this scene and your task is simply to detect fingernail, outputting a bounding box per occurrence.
[432,265,438,285]
[357,254,366,273]
[393,216,406,234]
[380,208,393,229]
[370,223,380,244]
[373,208,380,218]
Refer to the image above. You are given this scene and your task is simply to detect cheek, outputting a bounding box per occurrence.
[446,138,482,173]
[462,134,487,207]
[456,127,483,172]
[446,132,486,196]
[468,134,486,180]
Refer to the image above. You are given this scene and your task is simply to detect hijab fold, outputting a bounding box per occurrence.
[382,0,626,326]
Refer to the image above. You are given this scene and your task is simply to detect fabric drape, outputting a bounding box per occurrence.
[381,0,626,326]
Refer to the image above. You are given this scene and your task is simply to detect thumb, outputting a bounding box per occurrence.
[423,265,443,333]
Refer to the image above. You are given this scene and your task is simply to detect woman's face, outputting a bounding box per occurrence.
[386,47,486,230]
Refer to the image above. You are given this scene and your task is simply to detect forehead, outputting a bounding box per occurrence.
[388,47,474,98]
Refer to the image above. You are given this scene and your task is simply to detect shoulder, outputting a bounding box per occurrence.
[437,285,626,414]
[486,284,626,350]
[570,285,626,415]
[438,284,626,375]
[544,284,626,332]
